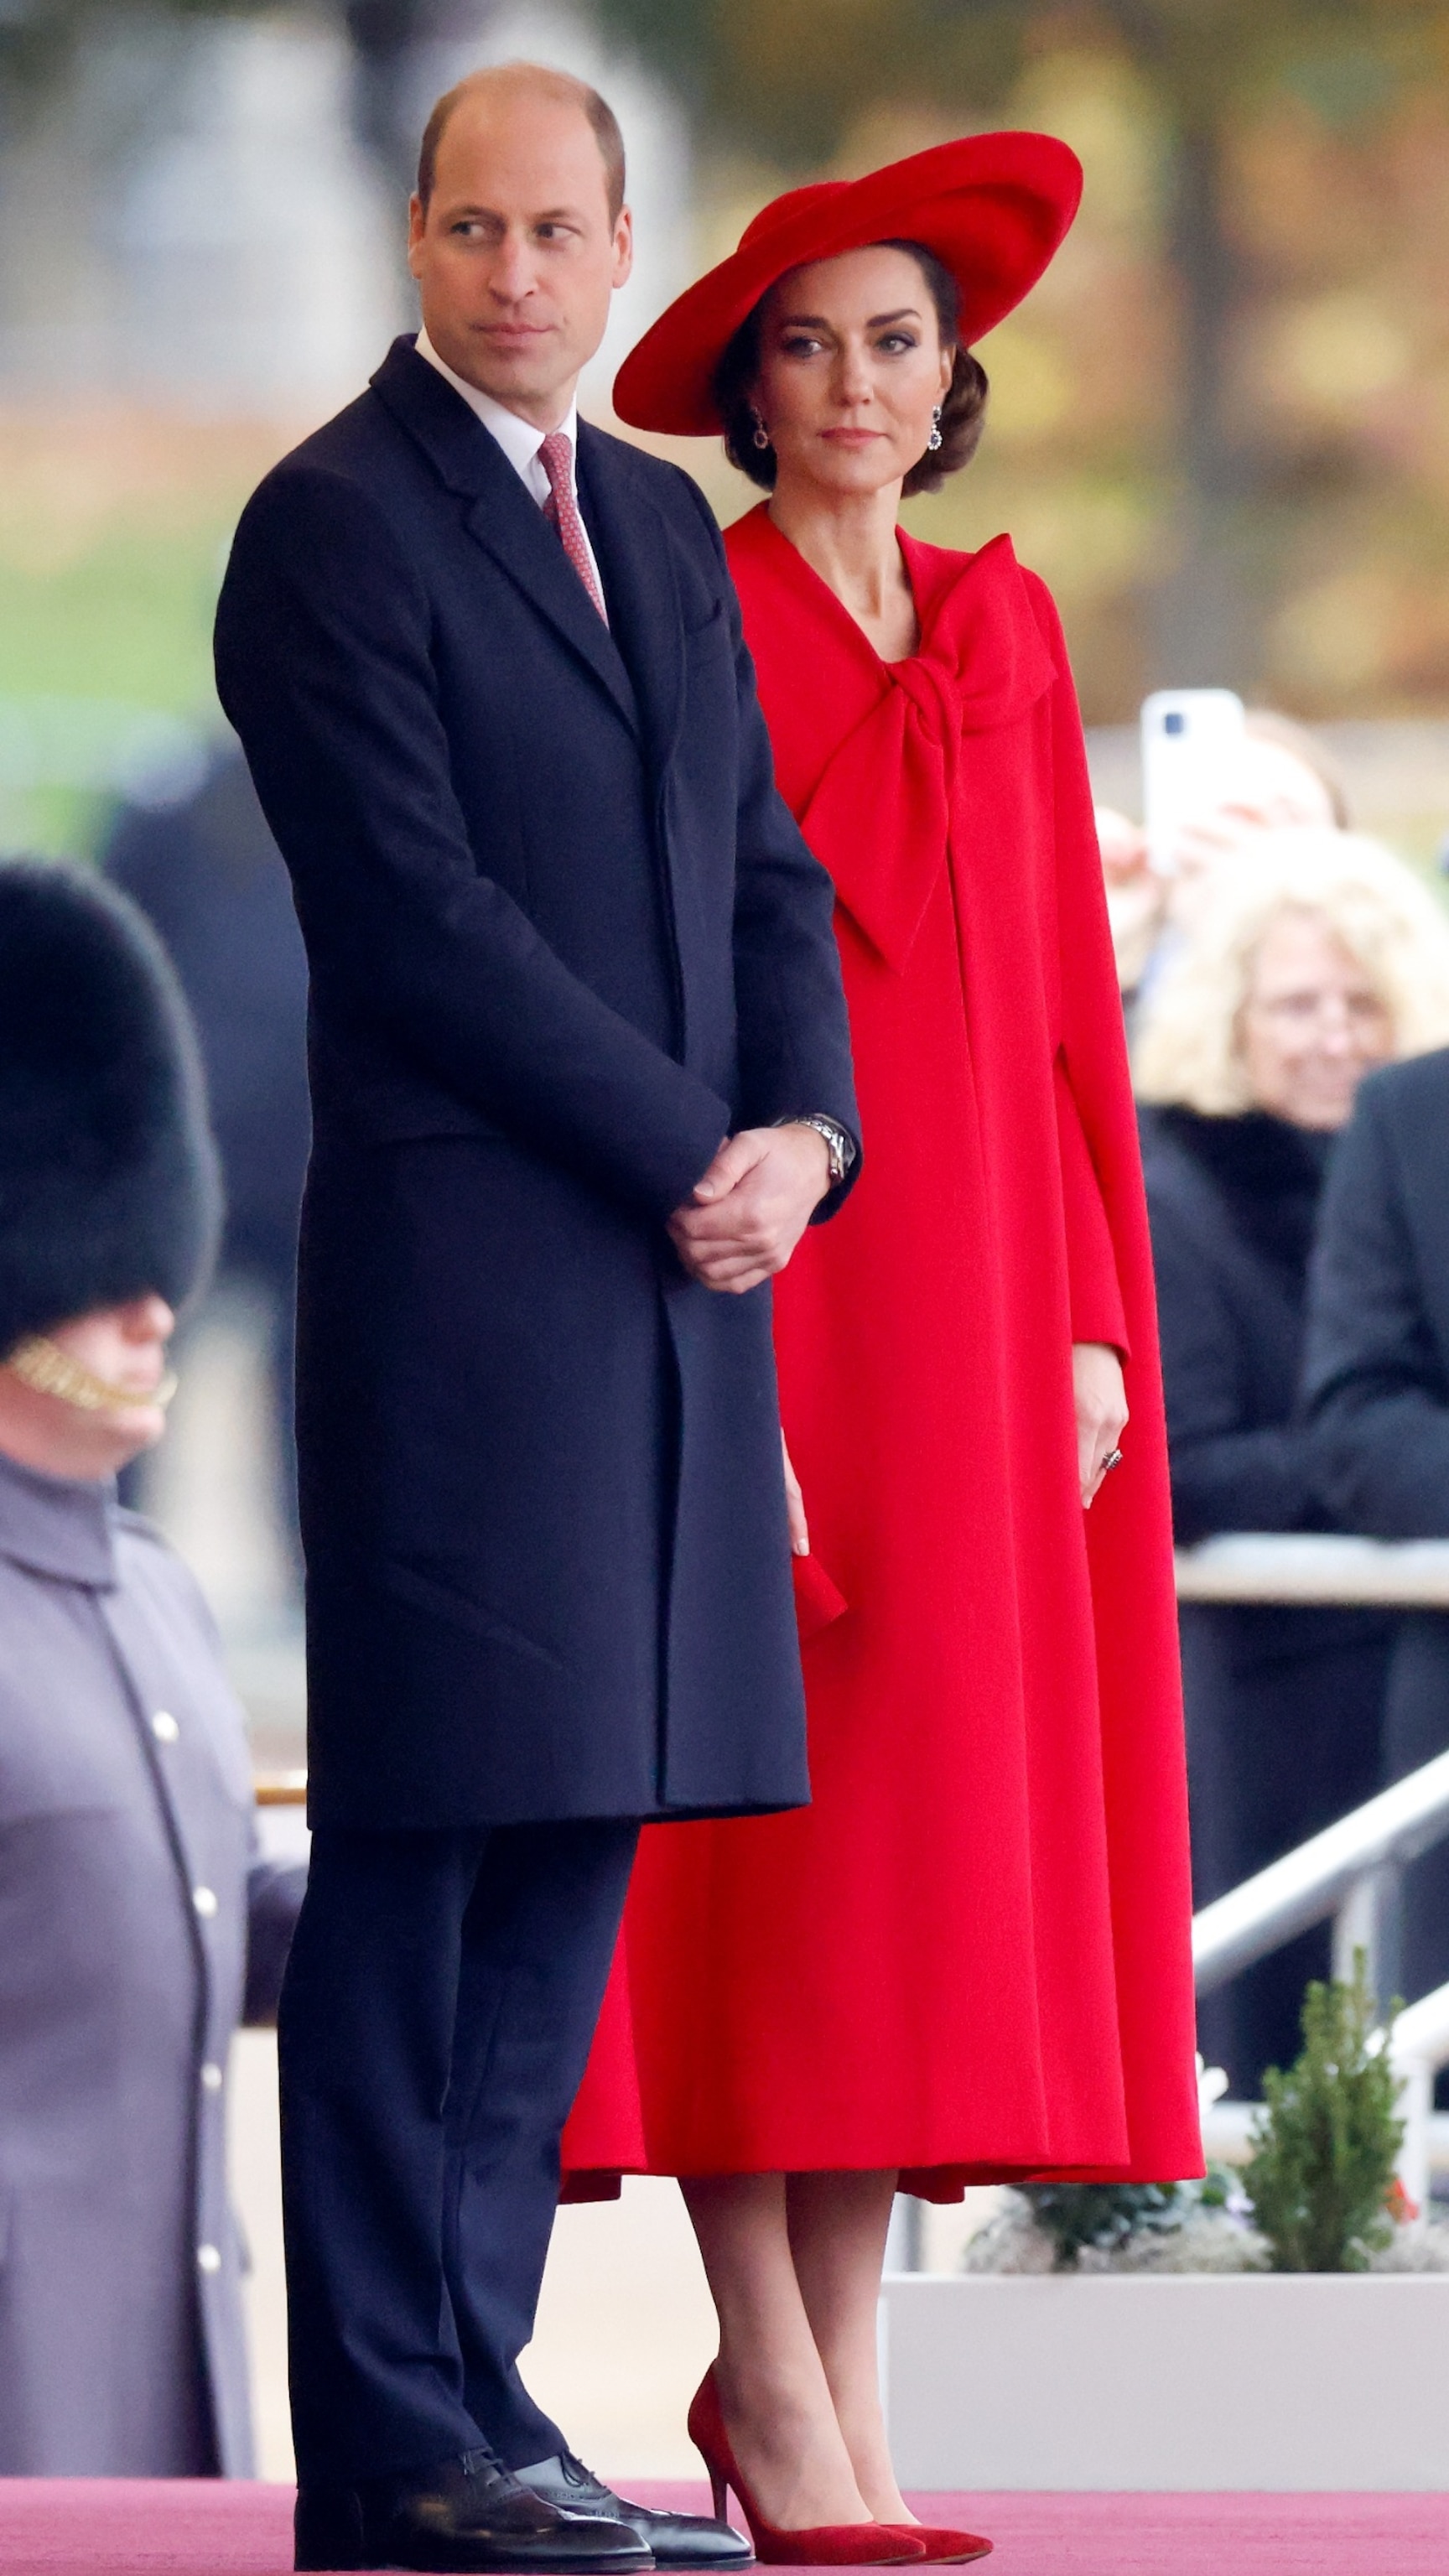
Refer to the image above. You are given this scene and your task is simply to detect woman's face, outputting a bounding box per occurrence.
[750,244,955,501]
[1239,909,1394,1130]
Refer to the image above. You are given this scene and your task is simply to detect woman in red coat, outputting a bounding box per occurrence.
[565,137,1202,2561]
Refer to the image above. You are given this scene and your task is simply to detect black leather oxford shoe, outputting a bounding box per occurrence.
[294,2444,657,2573]
[515,2454,754,2568]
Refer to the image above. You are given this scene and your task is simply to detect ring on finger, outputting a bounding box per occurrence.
[1101,1446,1124,1473]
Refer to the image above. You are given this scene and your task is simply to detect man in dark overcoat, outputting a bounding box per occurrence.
[0,860,305,2475]
[213,60,859,2576]
[1304,1044,1449,2031]
[1139,1100,1390,2094]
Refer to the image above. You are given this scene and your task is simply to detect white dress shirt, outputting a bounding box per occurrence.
[415,327,607,614]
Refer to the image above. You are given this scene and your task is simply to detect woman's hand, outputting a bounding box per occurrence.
[782,1431,809,1555]
[1072,1342,1128,1509]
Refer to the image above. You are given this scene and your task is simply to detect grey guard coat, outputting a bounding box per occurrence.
[0,1450,303,2475]
[215,340,860,1834]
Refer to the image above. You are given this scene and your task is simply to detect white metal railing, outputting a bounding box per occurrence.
[1176,1531,1449,1606]
[1180,1533,1449,2215]
[886,1536,1449,2262]
[1191,1752,1449,1995]
[1388,1985,1449,2210]
[1202,2095,1449,2177]
[263,1534,1449,2236]
[1192,1758,1449,2215]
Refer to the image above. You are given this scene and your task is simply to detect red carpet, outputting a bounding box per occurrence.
[1,2481,1446,2574]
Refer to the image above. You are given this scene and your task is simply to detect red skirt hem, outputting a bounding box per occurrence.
[559,2153,1203,2206]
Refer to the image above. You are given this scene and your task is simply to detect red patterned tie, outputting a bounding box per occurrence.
[539,429,607,623]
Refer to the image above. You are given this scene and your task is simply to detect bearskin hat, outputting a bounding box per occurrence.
[0,860,222,1356]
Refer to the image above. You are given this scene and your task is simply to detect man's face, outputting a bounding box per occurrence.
[0,1294,175,1483]
[408,91,632,427]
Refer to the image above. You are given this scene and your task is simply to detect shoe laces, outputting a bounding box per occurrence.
[460,2443,507,2480]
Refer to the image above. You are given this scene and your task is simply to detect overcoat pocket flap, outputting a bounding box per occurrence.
[380,1561,562,1670]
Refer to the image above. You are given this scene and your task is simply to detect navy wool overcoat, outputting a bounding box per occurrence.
[215,339,858,1832]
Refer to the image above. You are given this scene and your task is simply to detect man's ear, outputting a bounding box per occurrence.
[408,192,427,276]
[611,205,635,290]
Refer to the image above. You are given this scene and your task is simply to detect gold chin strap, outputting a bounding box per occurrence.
[7,1333,177,1415]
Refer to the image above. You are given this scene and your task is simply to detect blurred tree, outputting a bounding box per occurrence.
[0,0,465,171]
[598,0,1449,688]
[341,0,504,195]
[0,1,478,268]
[343,0,436,190]
[0,0,454,161]
[7,1,1444,703]
[0,0,262,97]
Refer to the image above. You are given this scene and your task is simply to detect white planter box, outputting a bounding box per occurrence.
[880,2272,1449,2490]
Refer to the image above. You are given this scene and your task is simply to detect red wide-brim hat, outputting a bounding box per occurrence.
[614,131,1083,437]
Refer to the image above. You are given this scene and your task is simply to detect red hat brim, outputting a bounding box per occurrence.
[613,131,1083,438]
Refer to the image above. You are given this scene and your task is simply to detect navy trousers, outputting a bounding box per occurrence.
[278,1820,639,2485]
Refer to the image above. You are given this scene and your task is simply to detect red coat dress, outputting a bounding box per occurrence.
[564,506,1202,2192]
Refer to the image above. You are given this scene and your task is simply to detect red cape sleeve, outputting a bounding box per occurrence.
[1025,567,1203,2180]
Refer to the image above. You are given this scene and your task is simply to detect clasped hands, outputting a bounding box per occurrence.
[673,1145,1124,1530]
[668,1124,833,1296]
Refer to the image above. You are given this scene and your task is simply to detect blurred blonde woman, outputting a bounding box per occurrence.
[1135,827,1449,2092]
[1101,709,1352,1002]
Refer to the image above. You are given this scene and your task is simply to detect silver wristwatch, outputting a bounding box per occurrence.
[773,1112,856,1187]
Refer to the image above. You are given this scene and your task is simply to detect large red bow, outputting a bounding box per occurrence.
[799,535,1056,973]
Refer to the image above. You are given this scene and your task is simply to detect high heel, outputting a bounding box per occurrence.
[687,2368,927,2567]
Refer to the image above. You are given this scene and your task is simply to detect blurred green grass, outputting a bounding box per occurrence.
[0,525,227,857]
[0,523,225,709]
[0,409,289,859]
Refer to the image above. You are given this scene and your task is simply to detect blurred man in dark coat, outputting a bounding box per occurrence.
[1131,837,1416,2094]
[0,860,305,2475]
[214,61,857,2576]
[103,745,311,1557]
[1140,1097,1391,2093]
[1305,1044,1449,2022]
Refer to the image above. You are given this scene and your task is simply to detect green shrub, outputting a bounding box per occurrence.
[1020,2176,1227,2267]
[1244,1956,1405,2272]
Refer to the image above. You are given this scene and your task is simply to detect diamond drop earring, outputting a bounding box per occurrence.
[751,409,771,452]
[927,404,943,454]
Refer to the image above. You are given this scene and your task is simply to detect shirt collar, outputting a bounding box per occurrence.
[0,1446,117,1588]
[414,329,579,488]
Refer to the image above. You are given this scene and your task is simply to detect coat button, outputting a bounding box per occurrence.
[197,2243,221,2273]
[151,1711,179,1742]
[192,1886,218,1919]
[201,2061,224,2092]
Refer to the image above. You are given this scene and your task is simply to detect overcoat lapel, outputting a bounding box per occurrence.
[369,339,639,738]
[577,427,685,785]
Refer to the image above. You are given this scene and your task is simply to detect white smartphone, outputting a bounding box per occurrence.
[1141,688,1245,876]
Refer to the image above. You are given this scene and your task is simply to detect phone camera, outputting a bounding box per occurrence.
[1163,711,1186,735]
